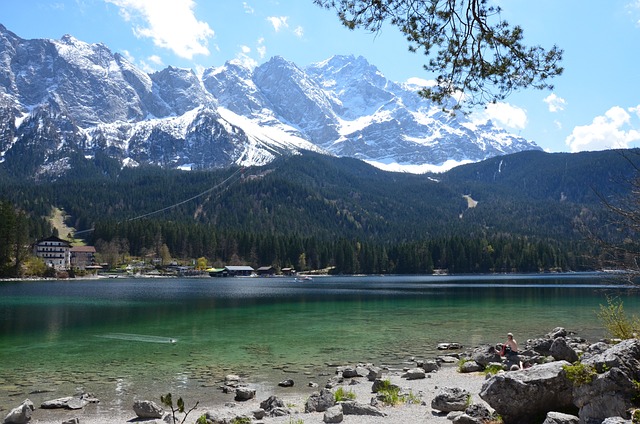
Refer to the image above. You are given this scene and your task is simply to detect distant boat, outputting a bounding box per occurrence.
[295,276,313,282]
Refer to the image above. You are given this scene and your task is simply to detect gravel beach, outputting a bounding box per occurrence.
[19,362,490,424]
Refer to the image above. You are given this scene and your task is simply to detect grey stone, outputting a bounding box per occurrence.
[371,379,400,394]
[278,379,294,387]
[252,409,266,420]
[547,327,568,339]
[431,387,470,413]
[234,387,256,402]
[3,399,35,424]
[459,360,482,373]
[323,404,343,423]
[133,399,164,419]
[260,395,284,412]
[305,389,335,413]
[401,368,426,380]
[542,411,580,424]
[61,419,80,424]
[41,397,75,409]
[421,359,440,373]
[340,401,386,416]
[366,366,383,381]
[479,361,575,424]
[471,344,501,367]
[600,418,632,424]
[550,337,579,363]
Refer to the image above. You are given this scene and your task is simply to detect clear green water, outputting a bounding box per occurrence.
[0,273,638,413]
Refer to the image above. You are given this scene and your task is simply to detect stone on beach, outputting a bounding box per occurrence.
[234,387,256,402]
[431,387,471,413]
[323,404,343,423]
[305,389,335,413]
[132,399,164,419]
[3,399,34,424]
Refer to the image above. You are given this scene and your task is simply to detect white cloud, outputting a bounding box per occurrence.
[105,0,214,59]
[147,55,163,65]
[294,26,304,38]
[627,0,640,25]
[543,93,567,113]
[565,105,640,152]
[242,2,254,14]
[240,45,251,54]
[267,16,289,32]
[477,102,528,130]
[256,37,266,59]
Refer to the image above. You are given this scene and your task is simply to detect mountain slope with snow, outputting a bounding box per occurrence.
[0,24,541,179]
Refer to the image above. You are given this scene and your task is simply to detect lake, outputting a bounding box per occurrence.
[0,273,637,414]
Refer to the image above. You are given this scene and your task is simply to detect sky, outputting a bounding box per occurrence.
[1,0,639,154]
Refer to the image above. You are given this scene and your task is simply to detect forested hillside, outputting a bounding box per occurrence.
[1,149,637,275]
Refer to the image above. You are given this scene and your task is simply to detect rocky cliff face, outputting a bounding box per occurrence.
[0,24,540,180]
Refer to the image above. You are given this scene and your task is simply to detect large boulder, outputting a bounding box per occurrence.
[234,387,256,402]
[3,399,35,424]
[573,338,640,423]
[573,367,637,423]
[431,387,470,413]
[480,361,576,424]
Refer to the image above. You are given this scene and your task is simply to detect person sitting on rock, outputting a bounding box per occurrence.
[500,332,521,369]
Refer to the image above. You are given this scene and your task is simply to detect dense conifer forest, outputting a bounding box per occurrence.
[0,149,637,277]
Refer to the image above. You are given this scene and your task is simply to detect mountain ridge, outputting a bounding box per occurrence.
[0,24,541,180]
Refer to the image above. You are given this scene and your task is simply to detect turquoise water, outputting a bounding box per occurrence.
[0,273,638,413]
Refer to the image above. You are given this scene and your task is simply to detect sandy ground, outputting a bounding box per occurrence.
[21,363,490,424]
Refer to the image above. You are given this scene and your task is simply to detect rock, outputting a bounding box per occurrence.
[421,359,440,373]
[3,399,35,424]
[305,389,335,413]
[459,360,482,373]
[323,404,343,423]
[371,379,400,394]
[401,368,426,380]
[601,418,632,424]
[66,398,86,410]
[438,342,462,350]
[471,344,501,367]
[366,366,383,381]
[133,400,164,419]
[234,387,256,402]
[547,327,568,339]
[278,379,294,387]
[550,337,579,363]
[260,395,285,412]
[573,367,637,424]
[41,397,75,409]
[61,419,80,424]
[479,361,575,424]
[573,339,640,423]
[431,387,470,413]
[542,411,580,424]
[252,409,266,420]
[340,401,386,416]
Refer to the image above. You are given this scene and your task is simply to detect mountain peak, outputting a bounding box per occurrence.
[0,25,541,178]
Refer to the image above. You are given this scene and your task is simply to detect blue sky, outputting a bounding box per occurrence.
[2,0,640,153]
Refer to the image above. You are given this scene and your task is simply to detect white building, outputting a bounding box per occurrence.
[33,235,71,270]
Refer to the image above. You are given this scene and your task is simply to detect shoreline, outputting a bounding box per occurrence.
[18,362,488,424]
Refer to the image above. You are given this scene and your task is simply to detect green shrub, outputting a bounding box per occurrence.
[483,364,504,375]
[160,393,199,424]
[563,362,597,386]
[375,379,421,406]
[334,387,356,402]
[597,296,640,340]
[230,417,251,424]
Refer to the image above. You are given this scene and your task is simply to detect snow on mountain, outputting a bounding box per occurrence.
[0,24,541,179]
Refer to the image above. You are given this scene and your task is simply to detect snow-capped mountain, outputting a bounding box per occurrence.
[0,24,540,179]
